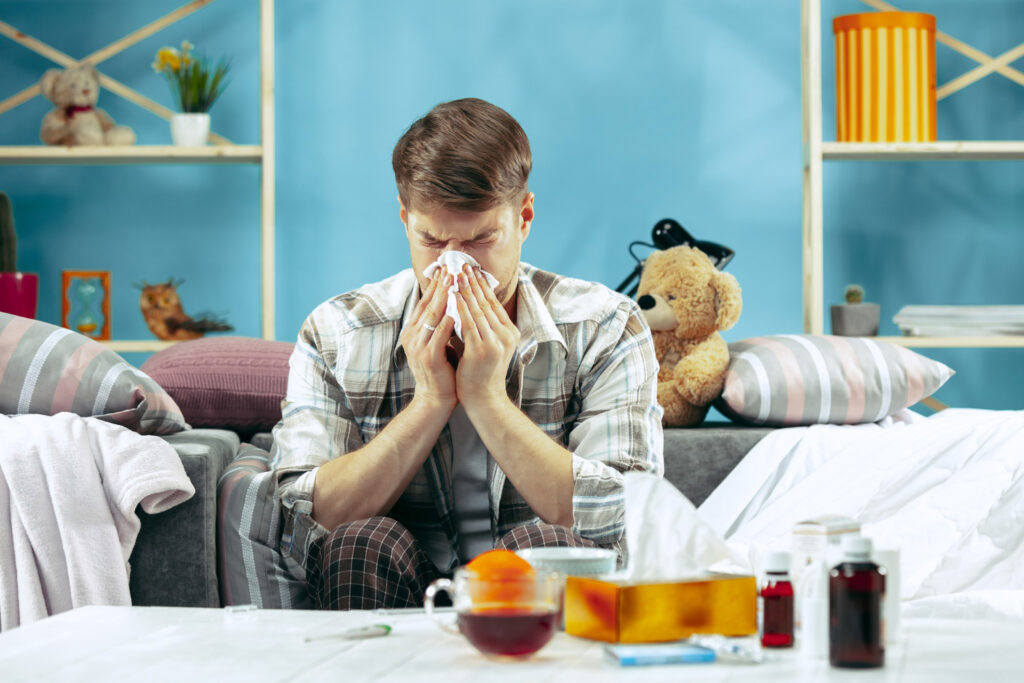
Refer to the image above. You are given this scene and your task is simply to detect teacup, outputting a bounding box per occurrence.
[424,568,562,658]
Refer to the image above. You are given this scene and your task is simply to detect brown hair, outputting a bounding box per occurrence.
[392,98,532,212]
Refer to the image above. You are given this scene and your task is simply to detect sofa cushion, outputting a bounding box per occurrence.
[715,334,954,427]
[0,313,187,435]
[663,423,774,506]
[141,336,293,438]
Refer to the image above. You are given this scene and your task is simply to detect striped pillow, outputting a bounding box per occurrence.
[217,443,311,609]
[0,313,187,435]
[714,335,954,427]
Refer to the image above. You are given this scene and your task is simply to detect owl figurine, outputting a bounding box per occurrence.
[136,278,232,341]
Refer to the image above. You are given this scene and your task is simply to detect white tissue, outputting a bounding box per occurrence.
[422,251,499,340]
[617,472,750,581]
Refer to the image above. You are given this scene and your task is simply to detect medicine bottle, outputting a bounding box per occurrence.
[829,536,885,668]
[760,550,794,647]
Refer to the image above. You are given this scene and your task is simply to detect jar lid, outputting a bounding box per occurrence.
[842,535,873,559]
[763,550,791,574]
[833,11,935,34]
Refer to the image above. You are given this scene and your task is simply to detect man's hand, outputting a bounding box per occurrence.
[453,265,520,407]
[399,269,458,412]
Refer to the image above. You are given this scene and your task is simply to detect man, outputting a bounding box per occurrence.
[271,98,663,610]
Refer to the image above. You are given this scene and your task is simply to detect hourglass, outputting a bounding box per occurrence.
[61,270,111,340]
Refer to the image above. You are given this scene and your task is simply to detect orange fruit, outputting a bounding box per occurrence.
[466,549,535,579]
[465,550,536,610]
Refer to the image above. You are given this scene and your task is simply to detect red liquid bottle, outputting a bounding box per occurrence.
[760,550,794,648]
[830,536,885,668]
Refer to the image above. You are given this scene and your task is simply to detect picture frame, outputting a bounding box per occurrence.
[61,270,111,341]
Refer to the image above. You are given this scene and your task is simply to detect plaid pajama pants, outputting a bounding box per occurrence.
[307,516,596,610]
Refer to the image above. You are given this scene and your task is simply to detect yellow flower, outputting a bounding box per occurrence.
[152,47,181,73]
[179,41,194,68]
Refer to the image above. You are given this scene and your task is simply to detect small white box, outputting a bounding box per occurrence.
[792,515,860,580]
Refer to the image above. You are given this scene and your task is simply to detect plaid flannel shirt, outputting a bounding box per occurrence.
[271,263,664,574]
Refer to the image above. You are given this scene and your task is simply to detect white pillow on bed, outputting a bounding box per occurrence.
[713,334,954,427]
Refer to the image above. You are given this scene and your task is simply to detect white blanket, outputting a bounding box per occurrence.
[0,413,194,630]
[698,408,1024,621]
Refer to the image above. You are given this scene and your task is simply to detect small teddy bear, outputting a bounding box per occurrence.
[39,64,135,146]
[636,245,742,427]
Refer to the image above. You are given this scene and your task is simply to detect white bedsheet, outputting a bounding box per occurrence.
[698,408,1024,621]
[0,413,194,631]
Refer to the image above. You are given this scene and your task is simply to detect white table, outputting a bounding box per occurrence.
[1,606,1022,682]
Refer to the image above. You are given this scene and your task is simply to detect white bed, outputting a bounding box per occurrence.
[696,408,1024,621]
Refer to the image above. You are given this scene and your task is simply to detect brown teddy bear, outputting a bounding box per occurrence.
[39,64,135,146]
[637,245,742,427]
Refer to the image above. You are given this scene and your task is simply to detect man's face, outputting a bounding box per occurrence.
[401,193,534,310]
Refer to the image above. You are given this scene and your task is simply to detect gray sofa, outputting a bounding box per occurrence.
[129,423,774,608]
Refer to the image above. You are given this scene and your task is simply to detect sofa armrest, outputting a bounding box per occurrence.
[128,429,239,607]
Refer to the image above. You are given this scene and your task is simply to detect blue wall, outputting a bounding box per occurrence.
[1,0,1022,410]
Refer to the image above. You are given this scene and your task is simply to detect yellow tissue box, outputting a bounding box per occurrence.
[564,573,757,643]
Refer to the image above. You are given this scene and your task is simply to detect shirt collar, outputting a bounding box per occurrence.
[514,265,568,365]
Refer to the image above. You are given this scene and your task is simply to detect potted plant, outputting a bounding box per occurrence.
[152,41,230,146]
[0,192,39,319]
[831,284,880,337]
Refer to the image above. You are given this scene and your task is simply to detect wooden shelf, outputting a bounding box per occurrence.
[0,145,263,165]
[822,141,1024,161]
[99,339,181,352]
[876,335,1024,349]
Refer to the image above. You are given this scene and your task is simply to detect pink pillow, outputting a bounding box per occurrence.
[141,336,293,437]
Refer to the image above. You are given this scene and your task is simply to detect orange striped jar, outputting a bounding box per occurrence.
[833,12,936,142]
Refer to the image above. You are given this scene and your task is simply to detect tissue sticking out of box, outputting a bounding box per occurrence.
[619,472,750,581]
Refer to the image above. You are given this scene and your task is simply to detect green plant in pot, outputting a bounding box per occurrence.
[831,284,880,337]
[0,192,39,319]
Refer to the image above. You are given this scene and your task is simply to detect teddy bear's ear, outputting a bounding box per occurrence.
[83,63,100,82]
[713,270,742,330]
[39,69,63,101]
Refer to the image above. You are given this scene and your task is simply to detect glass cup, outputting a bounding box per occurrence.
[424,568,562,659]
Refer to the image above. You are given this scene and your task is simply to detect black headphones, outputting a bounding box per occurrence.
[615,219,735,297]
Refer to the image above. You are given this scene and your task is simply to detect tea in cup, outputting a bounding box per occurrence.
[424,567,562,658]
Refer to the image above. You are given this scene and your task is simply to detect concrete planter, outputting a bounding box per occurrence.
[831,302,880,337]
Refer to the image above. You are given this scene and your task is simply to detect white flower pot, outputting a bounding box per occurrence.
[171,113,210,146]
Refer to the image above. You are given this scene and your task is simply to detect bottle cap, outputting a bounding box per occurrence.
[841,535,872,559]
[763,550,791,574]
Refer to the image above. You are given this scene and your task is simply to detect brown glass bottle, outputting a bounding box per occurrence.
[829,536,885,668]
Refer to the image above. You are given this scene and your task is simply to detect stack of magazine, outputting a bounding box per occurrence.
[893,306,1024,337]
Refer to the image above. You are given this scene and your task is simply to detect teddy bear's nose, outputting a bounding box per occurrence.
[637,295,655,310]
